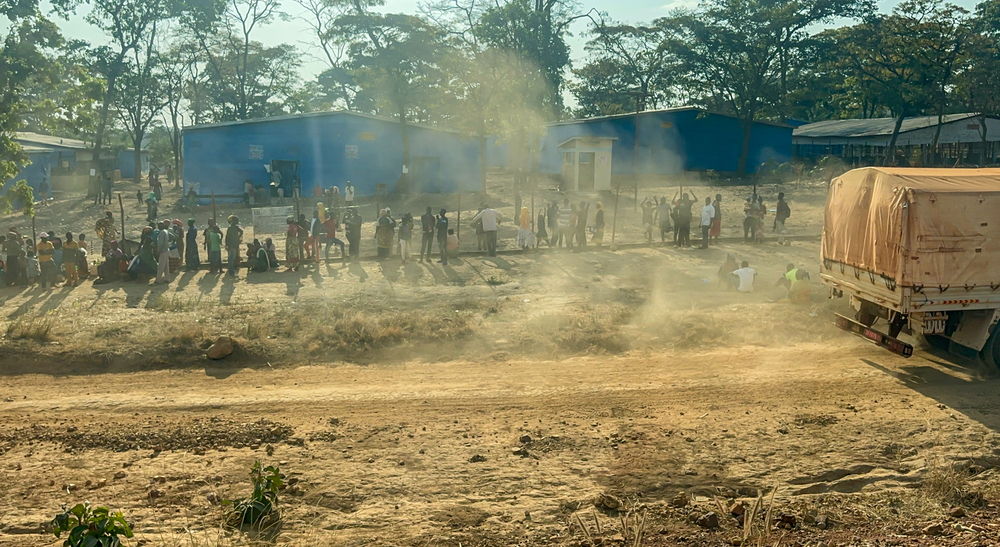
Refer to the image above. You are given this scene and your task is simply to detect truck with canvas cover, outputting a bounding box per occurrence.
[821,167,1000,366]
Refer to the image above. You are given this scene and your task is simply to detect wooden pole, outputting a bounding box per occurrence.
[456,193,462,240]
[31,214,36,245]
[610,184,621,251]
[211,192,217,223]
[117,193,125,240]
[530,187,535,231]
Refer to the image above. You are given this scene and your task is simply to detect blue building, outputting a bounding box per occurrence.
[182,111,483,200]
[6,132,94,195]
[537,107,792,180]
[118,149,150,179]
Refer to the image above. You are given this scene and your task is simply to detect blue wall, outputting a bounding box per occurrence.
[183,113,482,198]
[118,149,150,179]
[539,109,792,176]
[4,150,53,193]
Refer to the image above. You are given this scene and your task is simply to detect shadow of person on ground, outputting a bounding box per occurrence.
[418,262,449,285]
[198,271,221,296]
[219,275,237,305]
[173,270,198,291]
[441,264,465,285]
[482,256,514,270]
[7,286,54,318]
[379,260,401,283]
[282,270,303,298]
[402,262,423,283]
[111,278,158,308]
[347,261,368,283]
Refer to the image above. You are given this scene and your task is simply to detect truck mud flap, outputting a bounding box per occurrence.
[834,314,914,357]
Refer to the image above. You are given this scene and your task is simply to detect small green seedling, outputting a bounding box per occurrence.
[49,502,134,547]
[224,460,285,528]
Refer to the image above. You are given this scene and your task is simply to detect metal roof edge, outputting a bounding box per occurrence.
[548,106,792,129]
[15,131,89,150]
[558,136,619,147]
[181,109,470,136]
[793,113,984,138]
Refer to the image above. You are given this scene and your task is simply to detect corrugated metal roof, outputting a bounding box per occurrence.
[21,144,57,153]
[548,106,792,128]
[15,131,89,149]
[793,113,980,138]
[182,109,467,135]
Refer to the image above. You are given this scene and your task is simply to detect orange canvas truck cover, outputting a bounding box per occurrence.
[823,167,1000,288]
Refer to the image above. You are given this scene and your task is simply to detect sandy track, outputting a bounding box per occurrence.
[3,337,999,545]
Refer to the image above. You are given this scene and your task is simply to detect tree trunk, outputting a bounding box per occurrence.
[737,117,753,177]
[930,104,945,166]
[478,135,487,193]
[170,108,182,188]
[133,135,144,186]
[883,114,905,166]
[93,71,119,177]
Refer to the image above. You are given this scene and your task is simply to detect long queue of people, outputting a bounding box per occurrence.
[1,228,90,288]
[0,189,793,288]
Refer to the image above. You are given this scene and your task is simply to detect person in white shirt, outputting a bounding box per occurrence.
[471,205,501,256]
[700,197,716,249]
[731,261,757,292]
[344,181,355,206]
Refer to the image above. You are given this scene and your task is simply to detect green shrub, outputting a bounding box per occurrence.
[49,502,134,547]
[224,460,285,528]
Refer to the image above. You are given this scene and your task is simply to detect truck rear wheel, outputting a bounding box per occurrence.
[982,326,1000,369]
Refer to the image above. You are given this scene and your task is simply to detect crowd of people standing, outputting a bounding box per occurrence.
[0,180,793,289]
[2,226,91,288]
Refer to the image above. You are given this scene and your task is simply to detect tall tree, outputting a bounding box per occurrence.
[114,19,169,184]
[904,0,973,161]
[768,0,874,104]
[159,45,188,187]
[665,0,870,175]
[424,0,559,191]
[294,0,380,110]
[955,0,1000,163]
[183,0,298,121]
[571,21,676,117]
[337,8,446,181]
[665,4,785,175]
[822,1,960,165]
[1,2,61,207]
[20,40,103,139]
[52,0,166,167]
[473,0,595,114]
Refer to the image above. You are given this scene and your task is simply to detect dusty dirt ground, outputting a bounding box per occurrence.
[2,180,1000,546]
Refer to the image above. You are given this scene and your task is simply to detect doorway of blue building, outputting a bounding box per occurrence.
[270,160,300,198]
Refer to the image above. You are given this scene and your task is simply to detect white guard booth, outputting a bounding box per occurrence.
[559,136,615,192]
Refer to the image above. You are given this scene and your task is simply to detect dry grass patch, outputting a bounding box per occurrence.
[258,303,479,358]
[921,461,986,507]
[94,325,130,338]
[5,313,54,342]
[553,304,631,354]
[147,294,204,312]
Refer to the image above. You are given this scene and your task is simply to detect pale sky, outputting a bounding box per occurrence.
[49,0,981,90]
